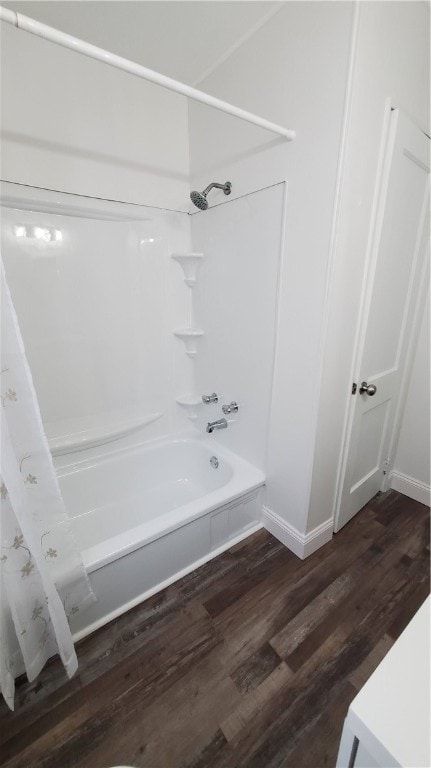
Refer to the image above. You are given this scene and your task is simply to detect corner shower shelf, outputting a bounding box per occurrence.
[174,328,204,358]
[176,394,203,421]
[49,412,163,456]
[171,252,204,288]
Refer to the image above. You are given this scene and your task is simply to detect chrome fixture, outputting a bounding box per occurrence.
[210,455,219,469]
[190,181,232,210]
[222,401,239,415]
[359,381,377,396]
[206,418,228,433]
[202,392,218,404]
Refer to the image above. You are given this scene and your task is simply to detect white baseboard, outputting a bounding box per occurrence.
[262,506,333,559]
[390,471,431,506]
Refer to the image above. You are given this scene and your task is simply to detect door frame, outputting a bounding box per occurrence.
[382,202,430,492]
[333,103,430,532]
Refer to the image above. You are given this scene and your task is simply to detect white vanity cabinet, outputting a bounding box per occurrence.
[336,596,430,768]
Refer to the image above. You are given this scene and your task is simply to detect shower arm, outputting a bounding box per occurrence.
[0,5,295,141]
[202,183,229,196]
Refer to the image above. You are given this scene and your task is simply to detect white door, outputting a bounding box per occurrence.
[335,109,430,531]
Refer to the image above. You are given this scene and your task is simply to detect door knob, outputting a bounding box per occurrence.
[359,381,377,396]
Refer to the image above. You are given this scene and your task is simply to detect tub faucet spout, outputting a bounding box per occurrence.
[206,418,228,434]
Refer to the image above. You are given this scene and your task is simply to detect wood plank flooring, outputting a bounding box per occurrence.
[0,490,429,768]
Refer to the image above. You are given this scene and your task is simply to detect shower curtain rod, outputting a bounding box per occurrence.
[0,6,295,140]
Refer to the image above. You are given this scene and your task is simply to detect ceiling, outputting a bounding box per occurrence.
[3,1,283,85]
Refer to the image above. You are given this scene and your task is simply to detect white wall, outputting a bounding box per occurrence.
[191,184,285,470]
[308,0,430,531]
[392,291,430,502]
[0,22,190,210]
[189,1,354,529]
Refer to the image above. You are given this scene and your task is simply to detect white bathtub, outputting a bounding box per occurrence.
[56,435,265,639]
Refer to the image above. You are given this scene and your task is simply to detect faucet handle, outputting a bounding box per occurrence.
[222,401,238,414]
[202,392,218,404]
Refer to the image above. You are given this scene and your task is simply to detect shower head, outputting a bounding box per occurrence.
[190,190,209,210]
[190,181,232,210]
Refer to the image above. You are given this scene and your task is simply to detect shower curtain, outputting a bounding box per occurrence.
[0,260,95,710]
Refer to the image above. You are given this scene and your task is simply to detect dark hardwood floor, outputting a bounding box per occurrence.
[0,490,429,768]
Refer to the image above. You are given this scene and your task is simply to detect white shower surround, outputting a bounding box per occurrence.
[0,185,194,450]
[56,435,264,640]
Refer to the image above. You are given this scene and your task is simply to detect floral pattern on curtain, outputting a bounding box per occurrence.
[0,261,95,710]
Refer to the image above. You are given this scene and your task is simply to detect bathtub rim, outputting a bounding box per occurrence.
[82,482,264,573]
